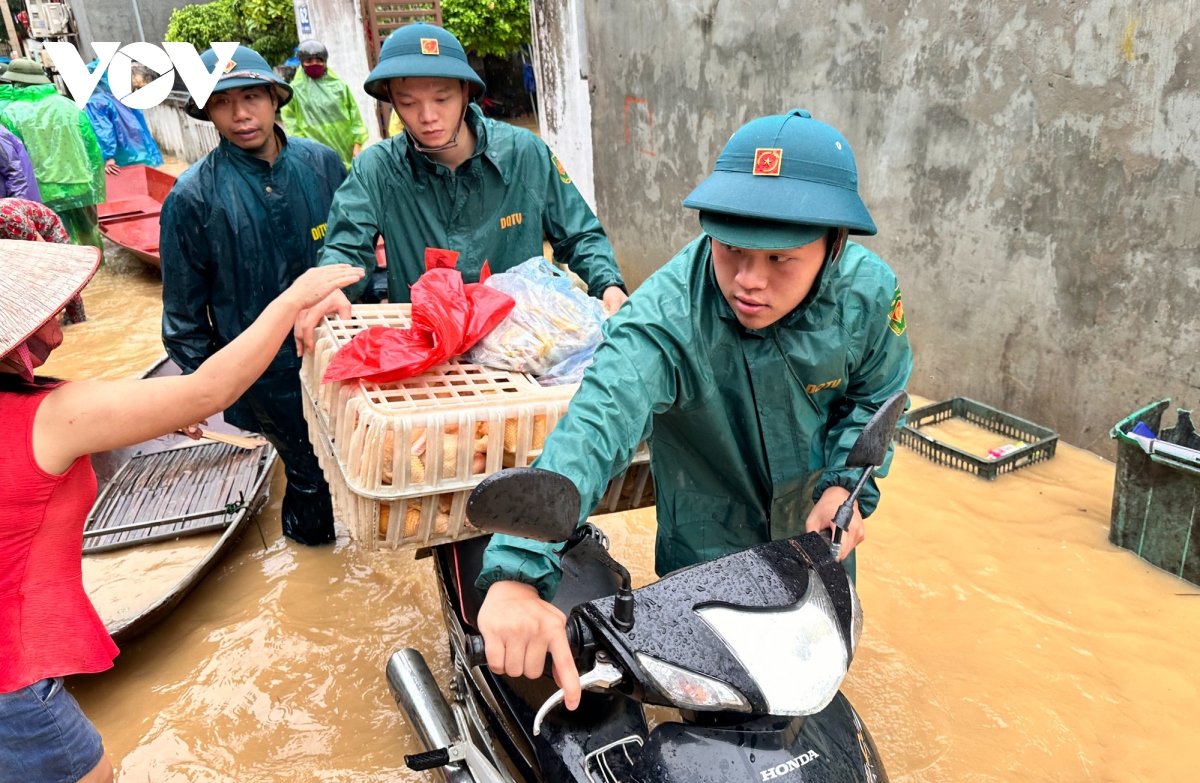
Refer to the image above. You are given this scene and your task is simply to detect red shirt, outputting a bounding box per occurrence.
[0,385,118,693]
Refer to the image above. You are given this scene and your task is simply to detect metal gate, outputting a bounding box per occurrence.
[362,0,442,66]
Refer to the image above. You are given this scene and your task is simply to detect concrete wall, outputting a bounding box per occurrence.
[530,0,596,208]
[565,0,1200,457]
[73,0,176,57]
[292,0,381,144]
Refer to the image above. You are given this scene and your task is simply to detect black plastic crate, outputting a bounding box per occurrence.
[896,397,1059,480]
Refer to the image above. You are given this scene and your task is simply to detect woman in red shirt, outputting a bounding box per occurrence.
[0,241,362,783]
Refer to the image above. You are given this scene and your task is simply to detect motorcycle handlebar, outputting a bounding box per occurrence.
[463,618,584,671]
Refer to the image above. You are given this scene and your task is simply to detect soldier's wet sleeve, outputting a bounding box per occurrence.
[539,146,625,298]
[814,278,914,517]
[316,161,380,300]
[476,295,687,600]
[159,191,218,375]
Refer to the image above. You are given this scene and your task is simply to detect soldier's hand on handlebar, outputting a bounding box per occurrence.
[477,581,582,710]
[806,486,865,560]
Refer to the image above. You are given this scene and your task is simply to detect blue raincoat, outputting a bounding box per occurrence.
[83,72,163,167]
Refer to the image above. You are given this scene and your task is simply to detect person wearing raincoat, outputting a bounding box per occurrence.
[281,39,368,169]
[0,124,38,201]
[293,24,626,337]
[82,63,164,175]
[473,111,915,707]
[0,59,104,255]
[159,45,348,547]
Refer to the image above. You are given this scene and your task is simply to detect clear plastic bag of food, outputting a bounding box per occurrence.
[465,257,606,376]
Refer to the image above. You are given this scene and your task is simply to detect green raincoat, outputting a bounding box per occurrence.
[0,84,104,213]
[477,236,914,599]
[317,104,625,301]
[281,68,368,169]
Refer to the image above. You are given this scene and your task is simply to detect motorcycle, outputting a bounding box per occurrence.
[385,391,907,783]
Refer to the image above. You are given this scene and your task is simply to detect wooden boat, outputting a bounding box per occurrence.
[96,164,177,268]
[82,356,279,645]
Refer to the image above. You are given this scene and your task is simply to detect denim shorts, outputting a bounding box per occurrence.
[0,678,105,783]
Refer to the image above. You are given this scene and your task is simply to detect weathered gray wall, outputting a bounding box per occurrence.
[582,0,1200,457]
[73,0,180,57]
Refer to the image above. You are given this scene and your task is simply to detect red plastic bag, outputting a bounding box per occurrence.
[322,250,514,384]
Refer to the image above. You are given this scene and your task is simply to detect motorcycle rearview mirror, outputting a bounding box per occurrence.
[830,390,909,560]
[846,390,910,468]
[466,467,581,543]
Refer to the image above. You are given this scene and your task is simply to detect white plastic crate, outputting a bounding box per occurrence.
[306,386,653,550]
[305,386,479,548]
[300,305,578,500]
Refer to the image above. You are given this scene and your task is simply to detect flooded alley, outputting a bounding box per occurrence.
[56,257,1200,782]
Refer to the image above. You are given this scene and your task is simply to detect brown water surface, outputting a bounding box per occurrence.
[40,244,165,381]
[62,275,1200,781]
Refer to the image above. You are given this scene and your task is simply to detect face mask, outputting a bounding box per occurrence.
[303,63,326,79]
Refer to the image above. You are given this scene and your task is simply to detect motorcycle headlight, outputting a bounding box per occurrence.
[696,577,849,715]
[635,653,751,712]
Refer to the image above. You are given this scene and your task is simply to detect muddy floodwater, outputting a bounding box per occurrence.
[56,259,1200,781]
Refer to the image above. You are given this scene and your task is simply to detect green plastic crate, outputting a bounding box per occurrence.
[1110,400,1200,586]
[896,397,1058,480]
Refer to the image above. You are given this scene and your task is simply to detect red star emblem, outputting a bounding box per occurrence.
[420,38,440,55]
[753,148,782,176]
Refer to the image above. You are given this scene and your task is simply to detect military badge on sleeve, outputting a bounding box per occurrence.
[889,287,906,336]
[552,154,572,184]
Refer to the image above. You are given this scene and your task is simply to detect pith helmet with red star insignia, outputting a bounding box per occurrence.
[683,110,876,250]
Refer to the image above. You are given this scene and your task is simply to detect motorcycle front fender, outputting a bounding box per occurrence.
[630,693,887,783]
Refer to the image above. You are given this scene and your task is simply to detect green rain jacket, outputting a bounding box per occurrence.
[281,68,368,169]
[477,236,914,600]
[0,84,104,212]
[159,130,347,380]
[317,104,624,301]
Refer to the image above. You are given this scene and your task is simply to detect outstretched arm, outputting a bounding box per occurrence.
[34,265,364,474]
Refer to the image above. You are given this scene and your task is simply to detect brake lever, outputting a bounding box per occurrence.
[532,658,623,736]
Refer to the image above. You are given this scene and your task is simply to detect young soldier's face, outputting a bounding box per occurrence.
[388,77,469,148]
[206,86,279,153]
[711,236,827,330]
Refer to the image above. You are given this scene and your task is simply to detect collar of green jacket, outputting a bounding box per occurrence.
[706,235,840,336]
[217,125,292,173]
[403,103,509,184]
[12,83,58,101]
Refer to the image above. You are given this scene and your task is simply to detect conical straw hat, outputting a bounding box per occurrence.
[0,240,101,357]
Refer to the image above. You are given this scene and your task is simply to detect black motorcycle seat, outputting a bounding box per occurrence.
[448,534,622,630]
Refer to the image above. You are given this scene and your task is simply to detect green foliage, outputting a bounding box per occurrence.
[165,0,242,51]
[165,0,298,67]
[442,0,531,58]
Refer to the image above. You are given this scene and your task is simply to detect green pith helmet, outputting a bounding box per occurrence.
[364,23,485,103]
[185,45,293,121]
[683,109,876,250]
[1,58,50,86]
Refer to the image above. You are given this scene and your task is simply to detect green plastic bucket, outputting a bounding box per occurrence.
[1109,399,1200,586]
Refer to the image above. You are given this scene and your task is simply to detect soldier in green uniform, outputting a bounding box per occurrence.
[161,46,350,546]
[294,24,626,346]
[473,110,914,710]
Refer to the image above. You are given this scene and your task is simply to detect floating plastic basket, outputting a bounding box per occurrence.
[896,397,1058,480]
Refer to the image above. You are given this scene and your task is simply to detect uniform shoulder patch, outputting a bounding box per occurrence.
[552,154,571,184]
[889,287,906,336]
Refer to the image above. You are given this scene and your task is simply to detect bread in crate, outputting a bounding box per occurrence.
[300,304,576,500]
